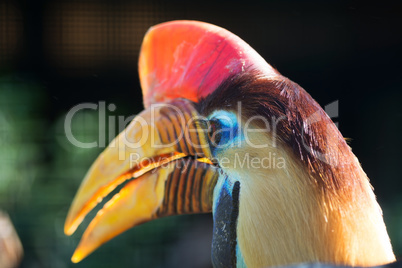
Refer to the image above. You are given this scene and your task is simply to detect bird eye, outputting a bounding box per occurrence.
[208,119,223,147]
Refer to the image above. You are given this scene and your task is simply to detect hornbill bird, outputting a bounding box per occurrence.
[64,21,396,267]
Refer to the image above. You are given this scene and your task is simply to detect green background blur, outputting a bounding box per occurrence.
[0,0,401,267]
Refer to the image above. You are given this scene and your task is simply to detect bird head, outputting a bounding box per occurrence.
[64,21,395,267]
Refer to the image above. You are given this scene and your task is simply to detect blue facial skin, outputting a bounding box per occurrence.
[207,110,240,155]
[208,110,246,267]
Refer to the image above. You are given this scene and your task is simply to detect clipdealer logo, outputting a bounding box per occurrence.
[63,100,340,168]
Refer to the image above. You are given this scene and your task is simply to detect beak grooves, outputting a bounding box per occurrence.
[157,159,219,217]
[156,99,212,158]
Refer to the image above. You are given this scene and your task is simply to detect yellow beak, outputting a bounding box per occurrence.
[64,99,219,263]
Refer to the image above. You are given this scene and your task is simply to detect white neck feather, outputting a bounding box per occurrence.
[218,134,395,268]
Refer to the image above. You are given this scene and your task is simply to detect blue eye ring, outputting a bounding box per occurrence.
[207,110,239,150]
[208,119,223,146]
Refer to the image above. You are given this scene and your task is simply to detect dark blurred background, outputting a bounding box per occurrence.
[0,0,401,267]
